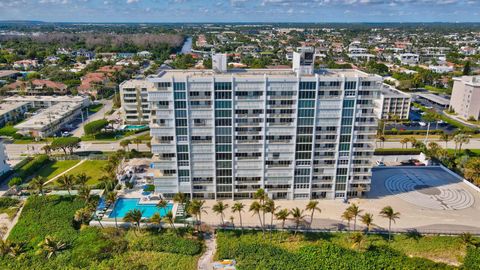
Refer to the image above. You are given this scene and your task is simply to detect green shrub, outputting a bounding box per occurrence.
[143,184,155,192]
[0,197,20,209]
[0,125,18,136]
[463,247,480,269]
[96,251,198,270]
[374,148,422,155]
[129,233,202,256]
[84,119,109,135]
[8,176,23,187]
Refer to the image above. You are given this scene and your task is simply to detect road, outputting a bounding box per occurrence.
[71,99,120,137]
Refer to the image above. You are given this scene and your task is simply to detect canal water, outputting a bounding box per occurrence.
[180,37,192,54]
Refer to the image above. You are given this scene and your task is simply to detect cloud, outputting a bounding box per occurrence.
[126,0,139,3]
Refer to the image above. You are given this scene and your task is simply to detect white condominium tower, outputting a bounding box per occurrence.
[132,49,379,200]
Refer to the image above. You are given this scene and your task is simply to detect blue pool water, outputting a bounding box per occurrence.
[109,198,173,218]
[124,125,148,130]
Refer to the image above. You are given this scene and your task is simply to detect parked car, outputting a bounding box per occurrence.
[376,160,386,166]
[419,122,427,127]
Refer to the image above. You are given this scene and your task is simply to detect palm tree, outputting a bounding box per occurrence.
[41,144,51,155]
[347,203,362,231]
[275,209,289,230]
[37,236,67,259]
[377,135,385,148]
[29,176,47,195]
[123,209,143,233]
[440,133,451,148]
[231,202,245,231]
[379,206,400,241]
[163,210,176,231]
[8,243,23,258]
[173,192,188,224]
[454,134,470,154]
[77,185,92,203]
[254,188,268,225]
[341,210,354,231]
[75,173,91,186]
[249,201,264,233]
[349,232,365,250]
[264,199,279,231]
[133,138,142,151]
[400,137,409,149]
[156,199,168,215]
[106,191,118,228]
[150,212,162,232]
[212,201,229,226]
[187,199,207,231]
[306,200,321,228]
[120,139,130,151]
[360,213,374,233]
[408,137,417,148]
[99,176,115,193]
[290,207,306,235]
[459,232,477,248]
[74,207,92,225]
[57,174,75,195]
[0,240,12,256]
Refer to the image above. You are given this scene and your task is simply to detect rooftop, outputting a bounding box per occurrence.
[147,68,380,81]
[4,95,89,104]
[454,76,480,87]
[381,84,410,98]
[14,102,82,130]
[416,93,450,106]
[0,70,19,78]
[0,102,30,116]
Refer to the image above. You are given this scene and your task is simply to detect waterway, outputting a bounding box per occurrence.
[180,37,192,54]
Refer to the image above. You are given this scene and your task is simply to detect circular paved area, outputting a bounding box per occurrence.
[385,171,475,210]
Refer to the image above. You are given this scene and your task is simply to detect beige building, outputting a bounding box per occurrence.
[374,84,411,120]
[119,80,152,125]
[450,76,480,121]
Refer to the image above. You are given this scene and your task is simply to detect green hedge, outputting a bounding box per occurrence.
[84,119,109,135]
[16,154,50,180]
[0,125,18,136]
[95,251,198,270]
[216,231,453,270]
[384,129,444,135]
[0,197,20,209]
[374,148,422,155]
[129,233,202,256]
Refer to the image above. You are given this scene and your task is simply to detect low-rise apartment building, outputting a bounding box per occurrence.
[0,102,31,127]
[450,76,480,120]
[374,84,411,120]
[3,95,90,109]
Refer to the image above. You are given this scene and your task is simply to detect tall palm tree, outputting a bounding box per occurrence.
[440,133,450,148]
[57,174,75,195]
[99,176,115,193]
[341,210,354,231]
[37,236,67,259]
[231,202,245,231]
[106,191,118,228]
[173,192,188,225]
[454,134,470,154]
[408,137,417,148]
[123,209,143,234]
[163,210,176,231]
[133,138,142,151]
[212,201,229,226]
[77,185,92,203]
[379,206,400,241]
[75,173,91,186]
[306,200,321,228]
[459,232,477,248]
[120,139,130,151]
[156,199,168,215]
[360,213,374,233]
[29,176,47,195]
[249,201,264,233]
[254,188,268,225]
[150,212,162,232]
[400,137,409,149]
[290,207,306,235]
[349,232,365,250]
[187,199,207,231]
[347,203,362,231]
[275,209,289,230]
[264,199,279,231]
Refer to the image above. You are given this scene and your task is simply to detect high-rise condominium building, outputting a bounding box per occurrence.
[450,76,480,121]
[123,50,380,200]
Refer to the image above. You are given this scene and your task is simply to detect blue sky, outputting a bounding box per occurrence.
[0,0,479,23]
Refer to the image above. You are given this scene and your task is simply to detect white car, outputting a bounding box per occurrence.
[376,160,385,166]
[418,122,427,127]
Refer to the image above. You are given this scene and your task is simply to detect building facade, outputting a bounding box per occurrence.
[119,80,152,125]
[450,76,480,121]
[374,84,411,120]
[140,53,380,200]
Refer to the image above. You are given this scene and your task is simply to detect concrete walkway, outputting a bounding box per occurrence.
[44,159,86,185]
[198,233,216,270]
[2,203,24,240]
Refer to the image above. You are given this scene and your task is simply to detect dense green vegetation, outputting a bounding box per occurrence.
[83,119,109,136]
[0,125,18,136]
[216,231,475,269]
[15,154,50,179]
[0,197,22,219]
[374,148,422,155]
[1,195,201,270]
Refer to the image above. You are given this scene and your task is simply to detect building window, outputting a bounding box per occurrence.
[173,82,186,91]
[214,82,232,90]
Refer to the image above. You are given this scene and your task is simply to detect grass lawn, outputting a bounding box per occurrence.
[0,125,18,136]
[35,160,80,180]
[88,103,104,113]
[216,231,475,269]
[63,160,109,185]
[385,134,441,140]
[1,195,202,270]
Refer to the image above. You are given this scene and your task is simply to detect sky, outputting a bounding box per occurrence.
[0,0,479,23]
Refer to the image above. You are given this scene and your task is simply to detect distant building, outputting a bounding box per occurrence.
[78,72,109,97]
[450,76,480,120]
[13,59,39,70]
[0,141,10,176]
[4,95,90,109]
[374,85,411,120]
[429,65,454,74]
[119,80,152,125]
[396,53,419,65]
[5,79,67,95]
[0,102,31,127]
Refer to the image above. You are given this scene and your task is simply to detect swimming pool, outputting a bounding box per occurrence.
[109,198,173,219]
[124,125,148,130]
